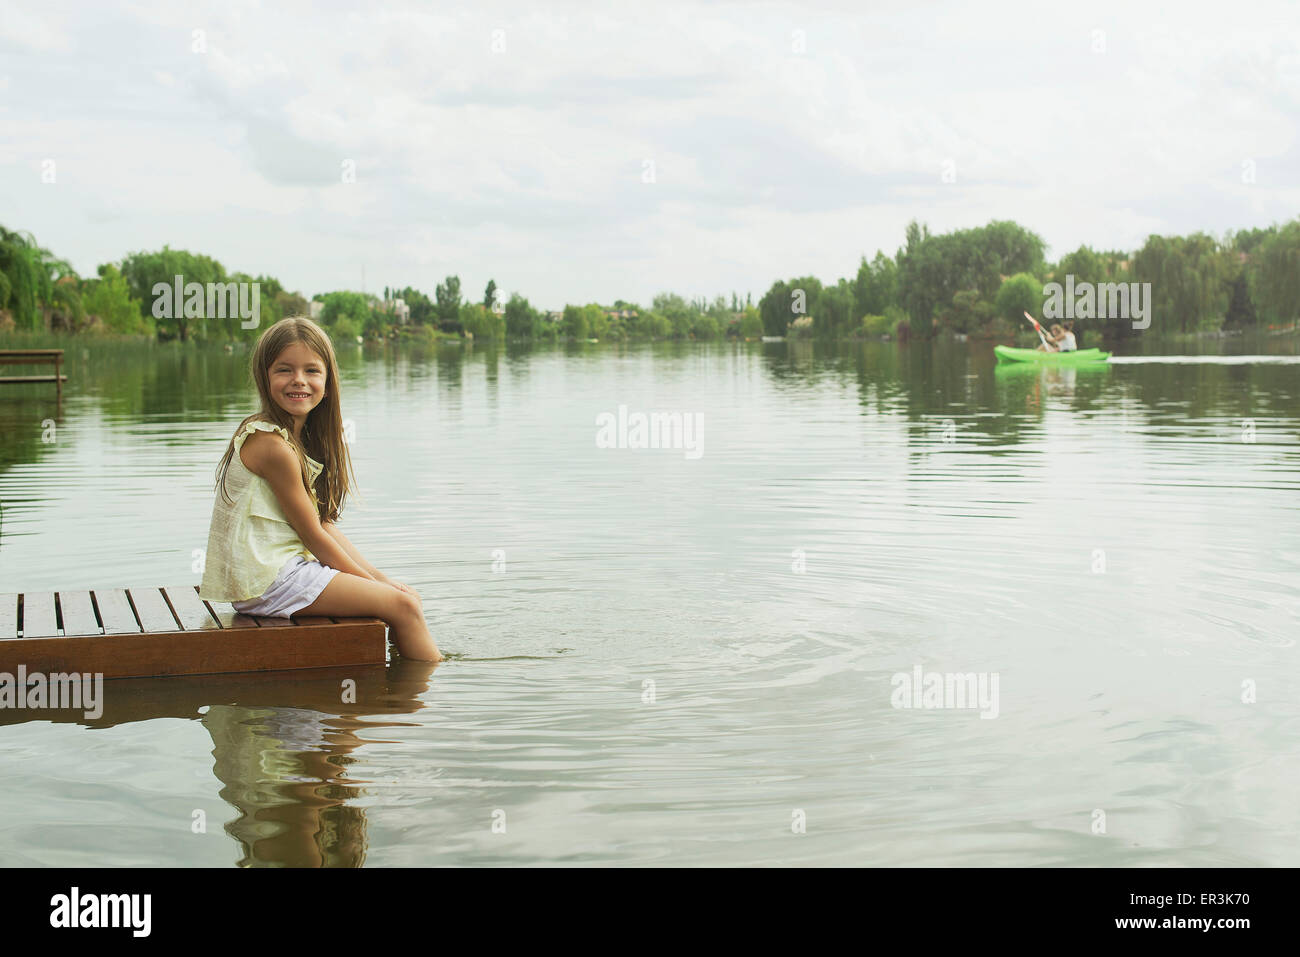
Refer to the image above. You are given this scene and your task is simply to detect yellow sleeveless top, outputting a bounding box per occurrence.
[198,420,323,602]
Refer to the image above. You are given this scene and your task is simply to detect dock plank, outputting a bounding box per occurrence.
[93,590,140,634]
[22,592,59,638]
[192,587,259,630]
[0,595,17,639]
[0,350,64,360]
[127,587,178,633]
[163,585,220,631]
[58,591,101,636]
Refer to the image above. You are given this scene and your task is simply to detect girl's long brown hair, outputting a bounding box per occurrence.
[214,316,358,522]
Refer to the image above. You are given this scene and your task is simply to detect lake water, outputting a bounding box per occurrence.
[1,334,1298,866]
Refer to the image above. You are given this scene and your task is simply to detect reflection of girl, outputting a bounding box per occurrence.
[198,317,441,661]
[202,703,368,868]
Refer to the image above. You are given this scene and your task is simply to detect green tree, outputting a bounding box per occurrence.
[1224,272,1256,328]
[82,263,148,334]
[1130,233,1232,334]
[435,275,462,331]
[1052,246,1107,287]
[503,293,537,338]
[639,310,672,338]
[1232,225,1277,256]
[1246,220,1300,326]
[853,250,899,318]
[758,277,823,337]
[320,291,371,330]
[691,313,721,339]
[0,227,52,331]
[897,219,1045,325]
[461,302,505,339]
[561,304,588,339]
[815,278,856,338]
[584,304,609,339]
[938,289,993,334]
[46,270,86,332]
[994,272,1043,324]
[651,292,698,339]
[119,245,229,341]
[394,285,436,325]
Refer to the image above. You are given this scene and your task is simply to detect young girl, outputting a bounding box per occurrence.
[198,316,442,662]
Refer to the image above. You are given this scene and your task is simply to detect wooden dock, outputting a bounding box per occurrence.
[0,349,67,398]
[0,586,387,679]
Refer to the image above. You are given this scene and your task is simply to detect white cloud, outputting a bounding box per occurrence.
[0,5,73,52]
[0,0,1296,307]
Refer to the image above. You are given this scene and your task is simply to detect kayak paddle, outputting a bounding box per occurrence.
[1022,310,1053,350]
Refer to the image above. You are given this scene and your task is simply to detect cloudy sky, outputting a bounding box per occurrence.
[1,0,1296,311]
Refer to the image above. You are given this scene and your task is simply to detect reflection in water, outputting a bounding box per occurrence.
[202,704,373,867]
[0,659,437,867]
[1,333,1298,866]
[199,660,438,867]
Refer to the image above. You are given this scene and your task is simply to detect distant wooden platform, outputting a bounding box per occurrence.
[0,349,67,397]
[0,586,386,679]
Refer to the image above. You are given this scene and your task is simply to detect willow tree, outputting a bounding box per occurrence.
[119,245,228,341]
[0,227,52,330]
[758,276,823,337]
[1247,220,1300,326]
[896,219,1045,326]
[1130,233,1233,335]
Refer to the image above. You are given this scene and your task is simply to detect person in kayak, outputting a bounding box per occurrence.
[1036,323,1067,352]
[1057,322,1078,352]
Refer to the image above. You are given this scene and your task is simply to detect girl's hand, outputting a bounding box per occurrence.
[387,580,416,596]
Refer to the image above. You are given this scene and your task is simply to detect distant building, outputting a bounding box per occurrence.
[309,301,324,320]
[545,311,563,323]
[381,298,410,323]
[605,309,639,319]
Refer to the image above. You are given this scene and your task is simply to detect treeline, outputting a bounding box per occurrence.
[760,218,1300,341]
[315,284,765,342]
[0,226,765,344]
[0,232,313,341]
[2,217,1297,344]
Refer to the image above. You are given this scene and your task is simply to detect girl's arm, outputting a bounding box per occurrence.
[241,433,377,581]
[322,522,391,584]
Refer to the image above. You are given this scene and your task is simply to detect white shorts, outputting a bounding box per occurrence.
[232,555,340,619]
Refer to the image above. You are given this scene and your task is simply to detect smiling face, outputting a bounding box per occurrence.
[268,340,328,419]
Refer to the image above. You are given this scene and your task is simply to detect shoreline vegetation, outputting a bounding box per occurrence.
[1,218,1297,349]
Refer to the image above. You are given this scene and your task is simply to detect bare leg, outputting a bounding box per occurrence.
[299,573,443,662]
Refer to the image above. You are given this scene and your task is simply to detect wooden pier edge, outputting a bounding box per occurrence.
[0,349,66,398]
[0,585,388,680]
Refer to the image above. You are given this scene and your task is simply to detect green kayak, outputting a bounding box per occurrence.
[995,345,1110,364]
